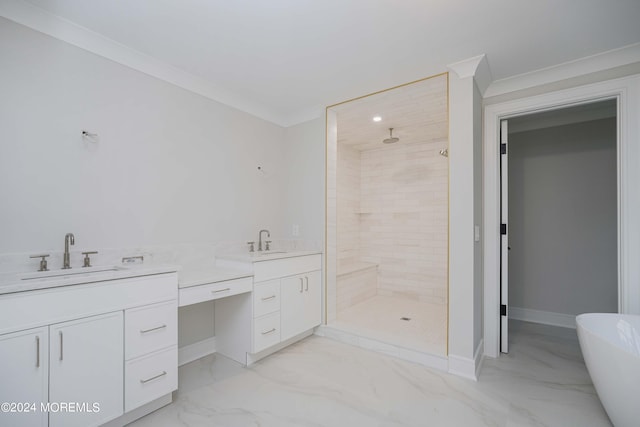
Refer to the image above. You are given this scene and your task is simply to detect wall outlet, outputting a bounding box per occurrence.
[292,224,300,237]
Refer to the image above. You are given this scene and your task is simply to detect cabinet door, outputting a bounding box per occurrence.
[49,312,123,427]
[301,270,322,332]
[0,327,48,427]
[280,274,306,342]
[281,271,322,342]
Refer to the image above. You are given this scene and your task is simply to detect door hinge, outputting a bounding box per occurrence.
[500,224,507,235]
[500,143,507,155]
[500,304,507,316]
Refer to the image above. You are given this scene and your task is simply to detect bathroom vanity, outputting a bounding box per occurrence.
[0,249,322,427]
[213,251,322,365]
[0,266,179,427]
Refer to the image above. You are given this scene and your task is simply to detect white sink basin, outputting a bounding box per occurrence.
[20,265,127,281]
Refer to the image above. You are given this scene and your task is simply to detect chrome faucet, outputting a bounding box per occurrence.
[258,229,270,251]
[63,233,75,269]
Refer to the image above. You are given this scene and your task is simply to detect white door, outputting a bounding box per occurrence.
[0,327,48,427]
[500,119,509,353]
[49,312,123,427]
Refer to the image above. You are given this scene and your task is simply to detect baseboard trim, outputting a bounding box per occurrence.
[510,307,576,329]
[178,337,217,366]
[448,353,477,381]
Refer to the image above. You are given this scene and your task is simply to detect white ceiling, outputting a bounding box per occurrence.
[18,0,640,126]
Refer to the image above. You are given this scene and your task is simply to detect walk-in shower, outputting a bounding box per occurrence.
[323,73,449,366]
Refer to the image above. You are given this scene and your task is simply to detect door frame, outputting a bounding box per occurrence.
[483,74,640,358]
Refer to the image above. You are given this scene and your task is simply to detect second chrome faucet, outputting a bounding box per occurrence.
[62,233,75,269]
[258,229,270,252]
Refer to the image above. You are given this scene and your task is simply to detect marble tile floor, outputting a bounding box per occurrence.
[129,320,611,427]
[330,294,447,355]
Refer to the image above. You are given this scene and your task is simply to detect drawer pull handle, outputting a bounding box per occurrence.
[140,371,167,384]
[59,331,63,361]
[261,328,276,335]
[35,336,40,368]
[140,324,167,334]
[305,276,309,291]
[212,288,231,294]
[261,295,276,301]
[299,278,304,293]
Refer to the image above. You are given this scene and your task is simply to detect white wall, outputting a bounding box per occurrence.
[473,83,483,351]
[447,71,477,372]
[447,62,486,379]
[508,118,617,316]
[282,116,326,244]
[0,18,291,349]
[0,18,288,256]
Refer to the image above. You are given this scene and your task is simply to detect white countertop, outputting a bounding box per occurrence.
[178,265,252,288]
[0,264,180,295]
[216,250,322,264]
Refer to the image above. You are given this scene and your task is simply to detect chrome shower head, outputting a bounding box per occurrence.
[383,128,399,144]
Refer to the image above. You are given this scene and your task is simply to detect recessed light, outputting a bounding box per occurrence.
[372,116,382,122]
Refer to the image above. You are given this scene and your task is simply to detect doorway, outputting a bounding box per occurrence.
[483,74,640,358]
[500,100,618,352]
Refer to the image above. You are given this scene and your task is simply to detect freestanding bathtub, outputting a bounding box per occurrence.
[576,313,640,427]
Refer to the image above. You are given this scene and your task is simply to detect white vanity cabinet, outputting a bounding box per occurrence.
[251,254,322,353]
[49,312,123,427]
[280,270,321,342]
[0,327,49,427]
[216,253,322,365]
[0,270,178,427]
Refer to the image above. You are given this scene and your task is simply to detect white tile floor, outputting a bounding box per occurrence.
[129,320,611,427]
[331,294,447,355]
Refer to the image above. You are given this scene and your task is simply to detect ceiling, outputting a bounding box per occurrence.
[334,74,447,151]
[16,0,640,126]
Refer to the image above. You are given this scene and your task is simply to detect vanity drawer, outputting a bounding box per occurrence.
[125,300,177,360]
[253,312,280,353]
[125,346,177,412]
[179,277,253,307]
[253,280,280,318]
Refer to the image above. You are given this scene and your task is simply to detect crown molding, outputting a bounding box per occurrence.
[0,0,292,127]
[484,42,640,98]
[447,54,493,95]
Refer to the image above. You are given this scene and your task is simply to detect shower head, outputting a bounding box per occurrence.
[383,128,399,144]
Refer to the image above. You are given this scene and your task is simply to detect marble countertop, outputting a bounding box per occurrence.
[216,250,322,264]
[178,265,253,289]
[0,264,180,295]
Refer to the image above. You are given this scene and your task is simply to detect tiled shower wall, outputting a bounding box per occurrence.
[336,138,448,307]
[359,140,448,304]
[337,144,361,270]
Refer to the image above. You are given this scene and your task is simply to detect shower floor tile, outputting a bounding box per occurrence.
[330,295,447,355]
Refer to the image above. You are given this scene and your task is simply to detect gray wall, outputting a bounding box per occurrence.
[508,118,617,315]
